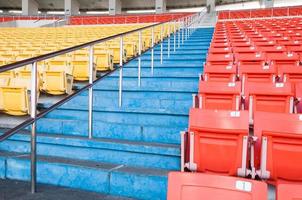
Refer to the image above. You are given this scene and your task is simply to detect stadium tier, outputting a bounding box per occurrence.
[1,2,302,199]
[69,13,193,25]
[218,5,302,20]
[169,16,302,200]
[0,23,178,116]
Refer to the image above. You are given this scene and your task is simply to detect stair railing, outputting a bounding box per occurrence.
[0,12,204,194]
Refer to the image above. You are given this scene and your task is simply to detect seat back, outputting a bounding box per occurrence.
[198,81,241,110]
[254,112,302,181]
[42,71,66,94]
[167,172,268,200]
[188,109,249,176]
[239,63,276,84]
[277,183,302,200]
[204,64,237,82]
[0,87,29,116]
[245,82,293,123]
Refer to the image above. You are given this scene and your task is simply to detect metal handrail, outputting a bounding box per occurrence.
[0,11,203,193]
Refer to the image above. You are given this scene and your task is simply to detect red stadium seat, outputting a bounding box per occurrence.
[239,63,277,84]
[198,81,241,110]
[204,64,237,82]
[236,52,266,66]
[267,52,299,66]
[206,53,233,66]
[184,109,250,176]
[254,112,302,181]
[278,65,302,83]
[233,46,258,53]
[277,183,302,200]
[244,82,294,123]
[167,172,268,200]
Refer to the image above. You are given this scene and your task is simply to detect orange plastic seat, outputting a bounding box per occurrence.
[198,81,241,110]
[236,52,266,66]
[278,65,302,83]
[239,63,277,84]
[244,82,294,123]
[203,64,237,82]
[184,109,250,176]
[206,53,233,66]
[254,112,302,181]
[167,172,268,200]
[277,183,302,200]
[267,52,299,66]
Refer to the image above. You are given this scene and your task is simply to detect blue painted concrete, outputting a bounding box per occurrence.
[0,27,213,199]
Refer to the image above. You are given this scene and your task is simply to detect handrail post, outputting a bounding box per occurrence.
[168,22,170,58]
[178,19,180,48]
[151,27,154,75]
[160,25,163,64]
[30,62,38,194]
[182,19,184,44]
[138,31,142,87]
[88,45,94,139]
[173,20,176,52]
[119,36,123,107]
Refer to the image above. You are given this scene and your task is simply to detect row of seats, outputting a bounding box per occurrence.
[0,23,179,116]
[218,5,302,19]
[168,16,302,199]
[69,13,192,25]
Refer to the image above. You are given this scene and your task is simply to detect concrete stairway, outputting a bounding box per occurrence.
[0,27,213,200]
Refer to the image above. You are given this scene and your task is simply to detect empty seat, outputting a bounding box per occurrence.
[278,65,302,83]
[239,63,277,84]
[236,52,266,66]
[244,82,294,123]
[71,56,96,81]
[167,172,268,200]
[254,112,302,181]
[42,59,73,95]
[206,53,233,66]
[277,183,302,200]
[184,109,250,176]
[0,86,29,116]
[94,50,114,71]
[267,52,299,66]
[204,64,237,82]
[198,81,241,110]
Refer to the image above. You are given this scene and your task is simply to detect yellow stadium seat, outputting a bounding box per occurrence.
[71,55,96,81]
[108,45,127,64]
[42,57,74,95]
[0,86,29,116]
[94,50,114,71]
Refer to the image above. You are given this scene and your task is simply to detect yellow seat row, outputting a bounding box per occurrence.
[0,23,179,116]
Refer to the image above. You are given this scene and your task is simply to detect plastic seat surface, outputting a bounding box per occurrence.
[167,171,268,200]
[254,112,302,181]
[277,183,302,200]
[189,109,249,175]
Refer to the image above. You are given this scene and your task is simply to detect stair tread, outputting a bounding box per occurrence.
[0,150,169,176]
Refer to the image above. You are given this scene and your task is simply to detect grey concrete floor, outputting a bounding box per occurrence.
[0,179,134,200]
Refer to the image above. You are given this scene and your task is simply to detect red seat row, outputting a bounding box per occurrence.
[167,16,302,200]
[218,6,302,20]
[69,13,192,25]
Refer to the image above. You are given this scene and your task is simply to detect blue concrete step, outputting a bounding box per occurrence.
[86,76,199,92]
[36,116,186,144]
[40,90,193,115]
[124,60,205,67]
[0,151,168,200]
[0,132,180,170]
[110,67,202,77]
